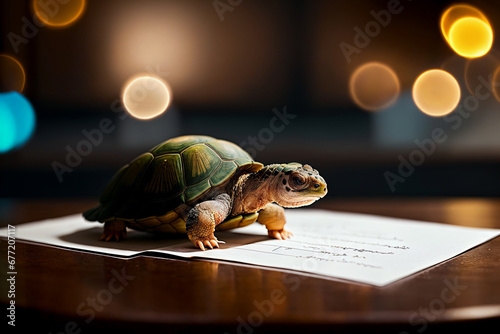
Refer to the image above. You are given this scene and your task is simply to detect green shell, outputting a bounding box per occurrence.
[83,135,263,233]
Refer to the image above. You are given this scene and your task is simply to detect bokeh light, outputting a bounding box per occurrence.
[492,66,500,102]
[0,55,26,93]
[122,76,171,120]
[33,0,86,28]
[449,18,493,58]
[349,62,400,112]
[464,53,500,96]
[412,69,461,117]
[0,103,16,153]
[440,4,493,58]
[0,92,36,153]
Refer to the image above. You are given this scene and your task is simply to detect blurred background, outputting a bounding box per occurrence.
[2,0,500,199]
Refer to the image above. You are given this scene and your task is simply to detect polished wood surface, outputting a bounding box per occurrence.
[1,198,500,333]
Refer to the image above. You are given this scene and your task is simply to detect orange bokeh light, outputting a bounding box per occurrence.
[0,55,26,93]
[492,66,500,102]
[33,0,86,28]
[349,62,400,112]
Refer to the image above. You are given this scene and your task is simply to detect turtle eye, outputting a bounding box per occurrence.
[292,176,306,186]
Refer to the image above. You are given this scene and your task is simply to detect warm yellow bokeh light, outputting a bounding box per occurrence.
[449,17,493,58]
[440,4,493,58]
[349,62,400,112]
[0,55,26,93]
[122,76,171,120]
[412,69,460,117]
[33,0,86,28]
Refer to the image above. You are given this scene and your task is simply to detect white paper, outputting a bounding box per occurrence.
[1,209,499,286]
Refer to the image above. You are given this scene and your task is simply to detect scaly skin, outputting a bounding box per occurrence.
[186,194,231,250]
[187,163,327,250]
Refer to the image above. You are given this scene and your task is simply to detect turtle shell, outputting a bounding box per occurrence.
[83,135,263,233]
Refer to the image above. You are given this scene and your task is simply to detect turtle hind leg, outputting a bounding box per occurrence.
[100,220,127,241]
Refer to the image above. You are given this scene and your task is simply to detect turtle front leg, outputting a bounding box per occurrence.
[186,193,231,251]
[258,203,293,240]
[100,220,127,241]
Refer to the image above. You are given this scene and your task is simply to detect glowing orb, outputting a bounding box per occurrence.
[449,18,493,58]
[440,4,493,58]
[412,69,460,117]
[349,62,400,111]
[33,0,86,28]
[492,66,500,102]
[122,76,171,120]
[0,103,16,153]
[0,92,36,153]
[0,55,26,93]
[464,53,500,96]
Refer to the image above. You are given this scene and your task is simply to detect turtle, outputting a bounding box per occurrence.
[83,135,327,250]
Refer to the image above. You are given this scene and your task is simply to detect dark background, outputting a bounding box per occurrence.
[2,0,500,199]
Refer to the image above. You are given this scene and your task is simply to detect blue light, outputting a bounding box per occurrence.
[0,100,17,153]
[0,92,36,154]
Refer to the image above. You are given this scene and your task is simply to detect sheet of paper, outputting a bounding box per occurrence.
[1,209,499,286]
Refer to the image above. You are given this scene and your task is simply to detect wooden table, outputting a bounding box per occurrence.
[1,198,499,333]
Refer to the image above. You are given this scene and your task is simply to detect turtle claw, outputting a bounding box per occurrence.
[100,230,126,242]
[192,235,220,251]
[205,240,214,250]
[100,221,127,242]
[196,240,206,251]
[268,229,293,240]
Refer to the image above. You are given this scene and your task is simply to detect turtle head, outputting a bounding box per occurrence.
[271,163,327,208]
